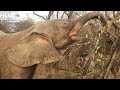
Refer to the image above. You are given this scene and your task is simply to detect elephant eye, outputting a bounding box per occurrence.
[62,21,74,32]
[68,22,75,31]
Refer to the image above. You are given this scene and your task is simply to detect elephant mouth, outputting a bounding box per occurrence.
[58,36,79,51]
[71,35,79,41]
[69,30,79,41]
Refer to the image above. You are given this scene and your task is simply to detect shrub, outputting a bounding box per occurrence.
[14,18,35,32]
[0,20,9,33]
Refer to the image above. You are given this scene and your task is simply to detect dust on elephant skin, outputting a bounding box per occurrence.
[1,53,36,79]
[33,62,79,79]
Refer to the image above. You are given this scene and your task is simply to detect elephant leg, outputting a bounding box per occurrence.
[32,62,61,79]
[32,64,51,79]
[32,63,79,79]
[1,58,36,79]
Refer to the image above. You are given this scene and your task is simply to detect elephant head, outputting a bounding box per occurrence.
[32,12,107,50]
[2,12,107,79]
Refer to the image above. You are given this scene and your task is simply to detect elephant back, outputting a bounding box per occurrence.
[0,30,7,44]
[0,30,7,36]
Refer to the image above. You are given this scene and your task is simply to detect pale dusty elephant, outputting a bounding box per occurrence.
[0,12,107,79]
[0,30,7,36]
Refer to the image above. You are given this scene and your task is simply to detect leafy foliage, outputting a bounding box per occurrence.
[62,14,120,79]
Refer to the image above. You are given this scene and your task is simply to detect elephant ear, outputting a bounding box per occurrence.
[4,32,64,67]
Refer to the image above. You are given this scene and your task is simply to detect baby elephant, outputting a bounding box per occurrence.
[0,12,106,79]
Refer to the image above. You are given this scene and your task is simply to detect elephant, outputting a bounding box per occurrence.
[0,12,107,79]
[0,30,7,36]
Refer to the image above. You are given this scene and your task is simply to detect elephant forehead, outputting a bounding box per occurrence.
[53,20,69,27]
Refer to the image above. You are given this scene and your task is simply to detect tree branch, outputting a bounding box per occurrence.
[57,11,59,19]
[47,11,54,20]
[61,11,65,19]
[105,11,112,20]
[33,11,46,20]
[64,11,74,19]
[113,11,116,18]
[99,37,120,79]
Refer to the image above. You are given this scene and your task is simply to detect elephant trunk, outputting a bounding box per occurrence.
[69,12,107,37]
[75,11,107,27]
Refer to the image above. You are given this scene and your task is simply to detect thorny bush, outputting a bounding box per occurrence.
[63,17,120,79]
